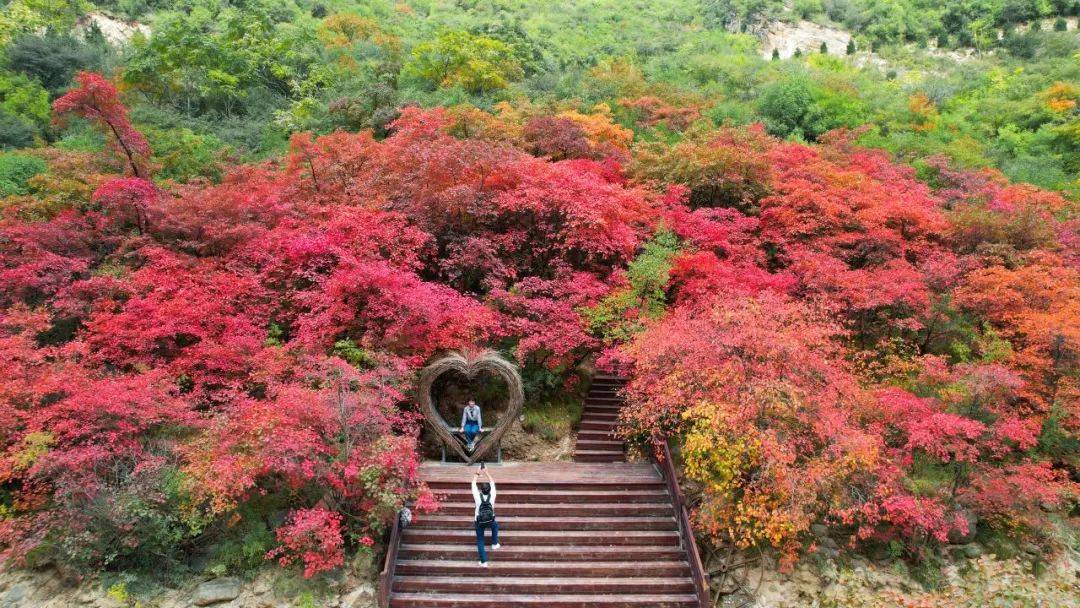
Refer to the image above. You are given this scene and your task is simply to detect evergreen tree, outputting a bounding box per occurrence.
[820,41,828,54]
[1054,17,1068,31]
[793,47,802,58]
[846,39,856,54]
[772,48,780,60]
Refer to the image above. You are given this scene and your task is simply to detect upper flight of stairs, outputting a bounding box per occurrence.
[573,375,627,463]
[389,461,700,607]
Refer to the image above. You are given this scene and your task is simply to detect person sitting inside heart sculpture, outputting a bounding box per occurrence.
[460,398,483,452]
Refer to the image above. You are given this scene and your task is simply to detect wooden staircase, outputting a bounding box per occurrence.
[377,375,709,608]
[386,462,701,607]
[573,375,627,463]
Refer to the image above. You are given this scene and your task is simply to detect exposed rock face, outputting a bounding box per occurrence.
[75,13,151,46]
[340,582,376,608]
[760,20,852,59]
[193,577,242,606]
[0,568,378,608]
[0,584,27,608]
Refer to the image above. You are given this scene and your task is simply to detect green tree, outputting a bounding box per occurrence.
[759,75,813,137]
[0,71,49,131]
[5,33,103,95]
[846,39,857,54]
[0,0,90,46]
[406,30,523,94]
[124,2,321,117]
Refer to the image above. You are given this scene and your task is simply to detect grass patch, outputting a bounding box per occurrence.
[522,397,583,442]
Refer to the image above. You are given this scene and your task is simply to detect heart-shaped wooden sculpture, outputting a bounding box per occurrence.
[417,351,524,464]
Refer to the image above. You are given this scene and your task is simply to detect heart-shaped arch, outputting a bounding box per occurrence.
[417,351,524,464]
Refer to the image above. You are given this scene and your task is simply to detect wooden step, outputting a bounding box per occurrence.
[576,429,620,439]
[393,576,696,594]
[401,529,680,546]
[582,407,619,415]
[580,413,619,423]
[574,451,626,463]
[574,441,624,452]
[580,420,619,431]
[429,488,665,503]
[410,515,675,531]
[583,404,621,412]
[425,479,659,492]
[389,592,698,607]
[420,462,656,483]
[399,460,699,608]
[435,502,672,517]
[395,559,691,577]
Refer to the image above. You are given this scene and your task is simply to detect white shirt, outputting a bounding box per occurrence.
[471,477,496,520]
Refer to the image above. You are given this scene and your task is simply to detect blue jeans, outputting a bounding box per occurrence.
[475,519,499,563]
[464,421,480,443]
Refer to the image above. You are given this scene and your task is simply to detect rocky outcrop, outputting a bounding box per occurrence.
[760,20,852,59]
[75,13,151,46]
[193,578,242,606]
[0,568,378,608]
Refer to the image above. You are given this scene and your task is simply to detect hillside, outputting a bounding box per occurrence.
[0,1,1077,607]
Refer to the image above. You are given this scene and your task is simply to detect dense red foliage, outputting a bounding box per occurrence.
[618,128,1078,562]
[1,79,1075,575]
[0,89,657,573]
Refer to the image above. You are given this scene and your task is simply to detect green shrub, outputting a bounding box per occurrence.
[0,152,46,195]
[522,397,583,442]
[584,229,680,343]
[143,126,231,182]
[0,111,35,150]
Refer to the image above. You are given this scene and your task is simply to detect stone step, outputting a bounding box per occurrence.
[398,544,687,561]
[580,420,619,431]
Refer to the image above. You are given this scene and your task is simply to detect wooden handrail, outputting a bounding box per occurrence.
[653,438,711,608]
[376,511,403,608]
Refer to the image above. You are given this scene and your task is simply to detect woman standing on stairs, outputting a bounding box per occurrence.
[472,464,500,567]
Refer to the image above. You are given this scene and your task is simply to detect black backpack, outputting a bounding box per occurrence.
[477,492,495,524]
